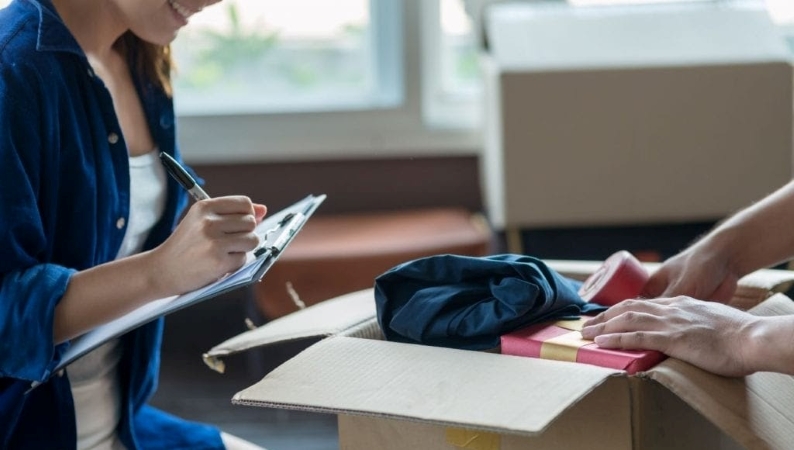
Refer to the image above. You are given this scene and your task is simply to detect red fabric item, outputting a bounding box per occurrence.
[578,250,649,307]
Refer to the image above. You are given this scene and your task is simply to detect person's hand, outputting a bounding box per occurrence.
[149,196,267,295]
[641,244,739,303]
[581,296,760,377]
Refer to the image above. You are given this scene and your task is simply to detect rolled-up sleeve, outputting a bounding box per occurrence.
[0,267,73,381]
[0,58,73,382]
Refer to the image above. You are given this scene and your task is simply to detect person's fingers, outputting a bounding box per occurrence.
[593,331,668,352]
[581,309,665,339]
[220,233,262,254]
[202,236,258,266]
[216,214,258,234]
[196,196,256,215]
[253,204,267,222]
[582,298,653,328]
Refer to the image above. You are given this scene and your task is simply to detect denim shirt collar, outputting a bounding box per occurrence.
[26,0,92,58]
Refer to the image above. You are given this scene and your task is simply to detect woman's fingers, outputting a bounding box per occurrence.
[192,197,264,236]
[253,203,267,222]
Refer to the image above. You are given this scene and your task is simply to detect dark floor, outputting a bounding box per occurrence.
[150,288,339,450]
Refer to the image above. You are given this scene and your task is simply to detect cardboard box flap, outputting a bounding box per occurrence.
[547,260,794,310]
[732,271,794,309]
[646,294,794,450]
[203,289,378,372]
[233,335,623,436]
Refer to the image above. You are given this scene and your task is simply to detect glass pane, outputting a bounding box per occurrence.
[567,0,715,5]
[767,0,794,23]
[440,0,480,97]
[172,0,372,114]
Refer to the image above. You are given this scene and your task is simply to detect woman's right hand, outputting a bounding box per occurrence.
[148,196,267,296]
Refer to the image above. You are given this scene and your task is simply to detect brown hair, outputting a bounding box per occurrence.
[116,32,174,97]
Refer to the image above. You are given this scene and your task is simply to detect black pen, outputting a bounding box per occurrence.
[159,152,210,201]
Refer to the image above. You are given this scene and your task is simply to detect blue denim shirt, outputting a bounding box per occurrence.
[0,1,223,448]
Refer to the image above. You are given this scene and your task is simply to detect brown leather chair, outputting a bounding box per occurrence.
[254,208,493,320]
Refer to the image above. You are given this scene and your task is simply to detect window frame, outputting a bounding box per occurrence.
[176,0,481,164]
[421,0,482,130]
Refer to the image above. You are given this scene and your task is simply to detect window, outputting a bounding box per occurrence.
[173,0,401,115]
[439,0,481,99]
[422,0,482,128]
[4,0,793,161]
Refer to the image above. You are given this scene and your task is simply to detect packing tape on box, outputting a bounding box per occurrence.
[446,428,501,450]
[539,331,591,362]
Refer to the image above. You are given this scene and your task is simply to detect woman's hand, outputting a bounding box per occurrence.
[148,196,267,295]
[581,296,760,377]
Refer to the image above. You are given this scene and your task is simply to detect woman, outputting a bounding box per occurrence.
[0,0,267,448]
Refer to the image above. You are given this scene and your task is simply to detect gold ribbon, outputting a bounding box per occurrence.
[553,317,588,331]
[539,318,593,362]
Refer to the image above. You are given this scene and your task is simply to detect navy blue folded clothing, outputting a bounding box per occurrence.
[374,254,607,350]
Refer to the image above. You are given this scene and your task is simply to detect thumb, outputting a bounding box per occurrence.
[640,272,668,299]
[709,275,738,304]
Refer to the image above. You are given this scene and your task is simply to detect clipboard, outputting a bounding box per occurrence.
[53,194,326,375]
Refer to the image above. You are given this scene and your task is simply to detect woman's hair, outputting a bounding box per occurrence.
[116,32,174,97]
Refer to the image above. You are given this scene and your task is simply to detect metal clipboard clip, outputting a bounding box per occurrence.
[253,211,306,258]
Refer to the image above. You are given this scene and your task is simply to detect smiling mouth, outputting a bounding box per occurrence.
[168,0,198,20]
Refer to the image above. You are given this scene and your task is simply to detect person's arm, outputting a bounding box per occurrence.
[643,179,794,301]
[581,296,794,376]
[53,197,267,343]
[743,314,794,375]
[705,179,794,276]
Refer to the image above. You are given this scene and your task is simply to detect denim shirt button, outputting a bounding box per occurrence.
[116,217,126,229]
[108,132,119,145]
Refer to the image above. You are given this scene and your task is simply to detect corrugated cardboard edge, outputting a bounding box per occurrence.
[645,294,794,450]
[231,335,625,437]
[202,288,379,372]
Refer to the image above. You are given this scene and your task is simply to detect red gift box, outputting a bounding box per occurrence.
[500,317,666,374]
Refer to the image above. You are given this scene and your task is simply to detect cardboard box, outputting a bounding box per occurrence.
[501,316,666,374]
[205,264,794,449]
[479,2,794,229]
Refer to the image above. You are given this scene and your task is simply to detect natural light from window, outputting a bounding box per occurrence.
[171,0,374,115]
[1,0,792,119]
[440,0,480,98]
[567,0,793,24]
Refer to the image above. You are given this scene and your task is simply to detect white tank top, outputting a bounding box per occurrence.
[68,150,167,450]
